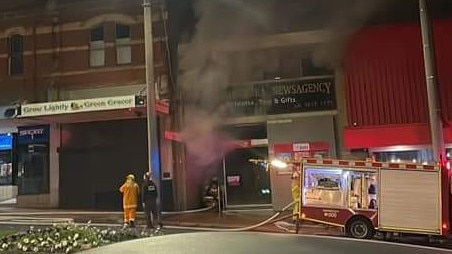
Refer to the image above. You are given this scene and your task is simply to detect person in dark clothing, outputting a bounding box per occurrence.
[142,172,162,229]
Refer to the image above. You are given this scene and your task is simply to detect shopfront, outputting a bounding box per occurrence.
[0,133,13,186]
[221,76,338,210]
[342,19,452,164]
[16,125,50,196]
[0,133,16,202]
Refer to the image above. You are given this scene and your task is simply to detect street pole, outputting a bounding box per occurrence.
[143,0,161,194]
[419,0,445,164]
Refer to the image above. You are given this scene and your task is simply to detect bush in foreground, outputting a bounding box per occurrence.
[0,223,157,253]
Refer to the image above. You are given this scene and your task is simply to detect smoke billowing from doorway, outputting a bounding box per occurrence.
[178,0,274,170]
[178,0,387,170]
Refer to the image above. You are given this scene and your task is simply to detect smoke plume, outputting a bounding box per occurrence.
[178,0,388,171]
[313,0,390,67]
[178,0,275,171]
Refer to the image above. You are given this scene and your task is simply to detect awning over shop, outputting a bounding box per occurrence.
[344,123,452,149]
[0,95,148,130]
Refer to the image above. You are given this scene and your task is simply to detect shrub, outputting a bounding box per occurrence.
[0,223,158,253]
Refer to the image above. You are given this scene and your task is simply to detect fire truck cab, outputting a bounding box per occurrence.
[295,158,450,239]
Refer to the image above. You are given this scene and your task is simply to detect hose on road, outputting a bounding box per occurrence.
[0,202,295,232]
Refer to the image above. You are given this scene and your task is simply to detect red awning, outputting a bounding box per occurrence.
[344,123,452,149]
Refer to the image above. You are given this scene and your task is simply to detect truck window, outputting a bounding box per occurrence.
[349,172,378,210]
[303,168,347,207]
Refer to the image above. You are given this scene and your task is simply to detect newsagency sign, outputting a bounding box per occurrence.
[19,95,136,118]
[226,77,336,116]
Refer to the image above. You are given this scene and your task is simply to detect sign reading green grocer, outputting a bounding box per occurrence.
[19,95,136,117]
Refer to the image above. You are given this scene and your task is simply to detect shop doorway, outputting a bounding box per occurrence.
[223,146,271,208]
[17,144,50,195]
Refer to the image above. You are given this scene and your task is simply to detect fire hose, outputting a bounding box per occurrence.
[194,201,295,232]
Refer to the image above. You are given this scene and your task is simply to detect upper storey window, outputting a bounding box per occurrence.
[8,34,24,75]
[90,27,105,67]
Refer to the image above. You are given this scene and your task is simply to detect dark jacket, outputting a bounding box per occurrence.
[141,179,158,204]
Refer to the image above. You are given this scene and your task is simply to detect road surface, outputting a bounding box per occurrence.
[81,232,452,254]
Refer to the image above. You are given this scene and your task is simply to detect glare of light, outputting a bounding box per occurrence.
[6,133,11,136]
[390,159,396,163]
[343,172,349,179]
[422,162,428,165]
[396,158,401,163]
[274,76,281,80]
[447,152,451,158]
[271,159,288,169]
[412,159,417,163]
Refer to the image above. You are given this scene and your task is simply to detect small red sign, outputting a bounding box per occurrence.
[164,131,181,142]
[155,100,170,115]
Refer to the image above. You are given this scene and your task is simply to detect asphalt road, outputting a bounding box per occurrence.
[81,232,452,254]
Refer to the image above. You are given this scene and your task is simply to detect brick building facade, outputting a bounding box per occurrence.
[0,0,175,209]
[0,0,169,105]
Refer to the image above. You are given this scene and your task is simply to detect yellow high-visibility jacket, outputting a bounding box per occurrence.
[119,180,140,209]
[291,177,301,219]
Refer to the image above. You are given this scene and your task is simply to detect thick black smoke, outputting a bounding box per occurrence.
[178,0,389,168]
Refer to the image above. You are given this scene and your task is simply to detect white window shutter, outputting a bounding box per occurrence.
[90,41,105,67]
[116,38,131,64]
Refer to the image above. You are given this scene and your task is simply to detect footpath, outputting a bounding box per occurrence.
[0,205,340,235]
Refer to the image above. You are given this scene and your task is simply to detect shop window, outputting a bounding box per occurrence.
[223,147,271,206]
[373,149,434,164]
[17,144,49,195]
[0,151,12,186]
[90,27,105,67]
[8,34,24,75]
[115,24,131,65]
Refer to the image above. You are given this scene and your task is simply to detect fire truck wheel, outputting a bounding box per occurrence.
[346,217,375,239]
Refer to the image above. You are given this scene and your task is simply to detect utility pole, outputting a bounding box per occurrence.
[419,0,445,163]
[143,0,161,192]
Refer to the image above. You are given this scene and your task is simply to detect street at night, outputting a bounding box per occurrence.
[2,0,452,253]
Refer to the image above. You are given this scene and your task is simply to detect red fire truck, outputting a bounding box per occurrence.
[294,158,451,239]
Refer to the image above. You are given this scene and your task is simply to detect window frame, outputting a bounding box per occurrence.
[89,26,105,67]
[8,34,24,76]
[115,23,132,65]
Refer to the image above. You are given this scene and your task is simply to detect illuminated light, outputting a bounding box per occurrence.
[447,161,451,170]
[422,162,428,165]
[390,159,396,163]
[412,159,417,163]
[447,153,451,158]
[6,133,11,136]
[343,172,349,179]
[301,213,306,219]
[271,159,288,169]
[396,158,401,163]
[274,76,281,80]
[443,223,448,229]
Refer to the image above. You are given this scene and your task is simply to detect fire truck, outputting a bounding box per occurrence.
[293,158,451,239]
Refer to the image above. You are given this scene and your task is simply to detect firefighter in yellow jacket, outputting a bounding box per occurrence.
[119,174,140,227]
[291,165,301,223]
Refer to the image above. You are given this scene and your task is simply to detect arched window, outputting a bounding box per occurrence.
[115,23,131,65]
[8,34,24,75]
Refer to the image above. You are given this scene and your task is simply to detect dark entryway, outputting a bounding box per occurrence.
[59,119,148,210]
